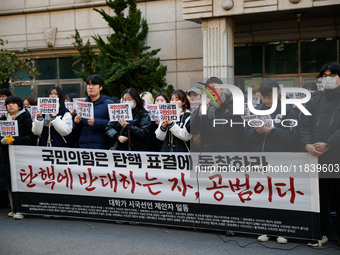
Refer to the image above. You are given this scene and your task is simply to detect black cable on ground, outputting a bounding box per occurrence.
[216,234,340,251]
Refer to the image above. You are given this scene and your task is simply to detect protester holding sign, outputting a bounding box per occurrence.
[299,61,340,245]
[0,96,37,219]
[106,88,151,151]
[190,77,245,152]
[74,74,114,149]
[148,92,169,152]
[244,80,299,153]
[244,80,299,244]
[64,93,79,117]
[23,96,36,108]
[155,89,192,152]
[32,87,73,147]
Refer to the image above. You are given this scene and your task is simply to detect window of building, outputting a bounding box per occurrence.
[35,58,58,80]
[301,39,337,73]
[265,43,298,75]
[59,57,82,79]
[235,45,262,76]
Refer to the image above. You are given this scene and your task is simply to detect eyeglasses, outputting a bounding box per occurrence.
[262,97,273,102]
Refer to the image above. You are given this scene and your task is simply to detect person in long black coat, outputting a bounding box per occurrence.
[0,96,37,219]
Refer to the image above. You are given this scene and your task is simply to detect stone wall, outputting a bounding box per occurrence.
[0,0,204,91]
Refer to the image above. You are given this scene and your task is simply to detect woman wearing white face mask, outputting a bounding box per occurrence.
[105,88,151,151]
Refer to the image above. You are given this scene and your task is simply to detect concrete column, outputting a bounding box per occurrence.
[202,17,234,81]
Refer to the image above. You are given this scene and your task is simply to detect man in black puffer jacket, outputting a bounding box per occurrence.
[299,62,340,245]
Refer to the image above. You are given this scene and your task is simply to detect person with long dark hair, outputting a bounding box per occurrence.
[32,87,73,147]
[155,89,192,152]
[106,88,151,151]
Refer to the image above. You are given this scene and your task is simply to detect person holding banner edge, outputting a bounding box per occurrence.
[74,74,114,149]
[0,96,37,219]
[244,80,299,244]
[32,87,73,147]
[299,61,340,246]
[105,88,151,151]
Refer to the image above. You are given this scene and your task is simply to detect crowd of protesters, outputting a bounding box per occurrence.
[0,61,339,245]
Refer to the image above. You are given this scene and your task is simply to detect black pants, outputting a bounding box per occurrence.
[319,178,340,238]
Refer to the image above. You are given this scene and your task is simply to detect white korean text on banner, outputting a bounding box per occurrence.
[37,98,59,114]
[10,146,320,240]
[108,103,133,122]
[0,100,6,116]
[146,104,160,122]
[75,101,94,119]
[158,103,180,122]
[0,120,18,136]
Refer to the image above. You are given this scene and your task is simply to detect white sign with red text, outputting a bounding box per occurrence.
[75,101,94,119]
[65,102,74,112]
[0,101,6,116]
[146,104,160,122]
[0,120,18,137]
[37,98,59,115]
[157,103,180,122]
[108,103,133,122]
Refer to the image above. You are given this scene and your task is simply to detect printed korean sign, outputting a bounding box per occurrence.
[0,120,18,136]
[65,102,74,112]
[27,106,39,119]
[146,104,160,122]
[0,101,6,116]
[9,146,320,240]
[241,114,275,130]
[158,103,180,122]
[73,98,86,103]
[252,97,261,106]
[108,103,133,122]
[248,115,275,130]
[190,101,201,113]
[75,101,94,119]
[37,98,59,114]
[317,84,324,91]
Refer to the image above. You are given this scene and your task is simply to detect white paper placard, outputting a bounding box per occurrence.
[108,103,133,122]
[0,120,18,137]
[37,98,59,114]
[190,101,201,113]
[146,104,160,122]
[0,100,6,116]
[75,101,94,119]
[65,102,75,112]
[157,103,180,122]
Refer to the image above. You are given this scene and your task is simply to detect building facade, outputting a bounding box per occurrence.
[0,0,339,98]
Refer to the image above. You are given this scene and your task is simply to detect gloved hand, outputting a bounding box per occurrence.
[1,135,15,145]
